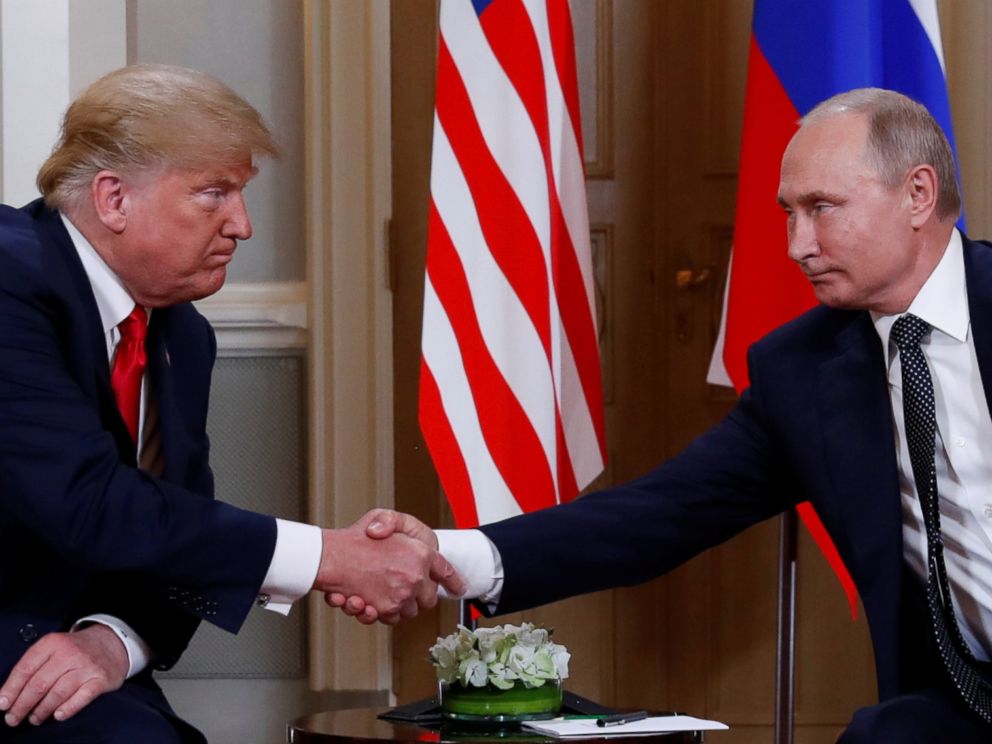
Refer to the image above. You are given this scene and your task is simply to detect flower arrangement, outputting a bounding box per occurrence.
[429,622,570,691]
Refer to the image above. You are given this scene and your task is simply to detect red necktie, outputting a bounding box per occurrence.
[111,306,148,444]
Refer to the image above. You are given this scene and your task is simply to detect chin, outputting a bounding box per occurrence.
[198,270,228,299]
[813,289,855,310]
[173,278,226,305]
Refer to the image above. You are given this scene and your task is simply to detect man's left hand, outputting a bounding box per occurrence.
[316,509,465,625]
[325,508,460,625]
[0,624,127,727]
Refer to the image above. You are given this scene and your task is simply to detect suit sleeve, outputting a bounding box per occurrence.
[74,583,201,670]
[479,357,800,615]
[72,319,228,665]
[0,249,276,635]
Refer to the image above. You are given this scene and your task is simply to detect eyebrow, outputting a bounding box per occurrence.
[197,166,259,189]
[199,173,256,191]
[777,190,842,209]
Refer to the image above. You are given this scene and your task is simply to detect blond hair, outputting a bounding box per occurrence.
[802,87,961,221]
[37,64,278,211]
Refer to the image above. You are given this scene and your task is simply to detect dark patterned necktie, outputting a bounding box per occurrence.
[891,313,992,723]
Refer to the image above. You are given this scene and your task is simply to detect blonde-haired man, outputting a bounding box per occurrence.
[0,64,463,743]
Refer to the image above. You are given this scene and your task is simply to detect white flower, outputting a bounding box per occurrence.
[475,627,505,664]
[486,662,517,689]
[429,626,477,683]
[516,624,549,648]
[429,623,569,689]
[506,644,536,676]
[550,643,571,680]
[459,652,488,687]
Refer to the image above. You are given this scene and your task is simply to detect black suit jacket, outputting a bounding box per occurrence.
[0,200,277,681]
[480,233,992,702]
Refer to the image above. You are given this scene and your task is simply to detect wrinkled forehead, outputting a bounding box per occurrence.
[778,116,883,209]
[126,155,258,188]
[166,141,258,173]
[185,160,259,186]
[787,112,870,164]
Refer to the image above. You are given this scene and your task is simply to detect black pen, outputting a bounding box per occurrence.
[596,710,649,727]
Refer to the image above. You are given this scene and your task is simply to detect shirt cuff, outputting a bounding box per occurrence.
[71,614,150,679]
[258,518,322,615]
[435,529,504,603]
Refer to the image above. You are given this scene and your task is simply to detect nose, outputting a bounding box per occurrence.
[786,213,819,265]
[223,193,253,240]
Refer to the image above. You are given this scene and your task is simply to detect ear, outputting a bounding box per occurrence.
[90,171,128,233]
[906,164,938,229]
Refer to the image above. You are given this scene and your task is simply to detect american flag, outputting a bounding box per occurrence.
[419,0,606,529]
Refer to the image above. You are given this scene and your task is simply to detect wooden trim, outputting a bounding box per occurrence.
[585,0,614,178]
[942,0,992,238]
[590,223,615,404]
[701,0,748,177]
[303,0,394,693]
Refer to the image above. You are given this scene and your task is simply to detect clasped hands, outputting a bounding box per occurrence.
[317,508,464,626]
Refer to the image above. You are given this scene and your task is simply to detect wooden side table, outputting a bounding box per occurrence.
[288,708,705,744]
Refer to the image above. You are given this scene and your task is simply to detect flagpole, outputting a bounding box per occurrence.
[458,599,477,631]
[774,508,798,744]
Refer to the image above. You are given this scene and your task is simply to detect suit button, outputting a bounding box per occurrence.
[18,624,38,642]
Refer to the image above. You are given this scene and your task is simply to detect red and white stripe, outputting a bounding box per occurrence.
[419,0,605,529]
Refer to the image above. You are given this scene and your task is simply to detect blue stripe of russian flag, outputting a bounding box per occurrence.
[754,0,963,227]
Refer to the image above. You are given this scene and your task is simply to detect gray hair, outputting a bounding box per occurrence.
[802,87,961,220]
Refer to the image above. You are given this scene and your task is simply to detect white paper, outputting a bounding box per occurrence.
[521,715,729,737]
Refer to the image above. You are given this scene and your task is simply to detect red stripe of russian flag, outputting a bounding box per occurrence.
[724,33,857,619]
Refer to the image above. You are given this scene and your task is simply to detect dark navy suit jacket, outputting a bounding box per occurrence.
[0,200,277,686]
[481,233,992,703]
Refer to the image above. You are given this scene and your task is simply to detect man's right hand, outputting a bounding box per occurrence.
[0,625,127,728]
[315,510,465,625]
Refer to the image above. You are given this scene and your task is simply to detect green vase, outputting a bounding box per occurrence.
[439,679,562,721]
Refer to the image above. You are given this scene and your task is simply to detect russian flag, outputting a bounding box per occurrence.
[708,0,963,618]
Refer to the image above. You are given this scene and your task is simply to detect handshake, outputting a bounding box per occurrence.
[314,509,466,625]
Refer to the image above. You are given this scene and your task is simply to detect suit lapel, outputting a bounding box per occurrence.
[816,313,902,589]
[33,204,106,373]
[810,236,992,695]
[963,236,992,410]
[147,308,194,484]
[30,203,137,461]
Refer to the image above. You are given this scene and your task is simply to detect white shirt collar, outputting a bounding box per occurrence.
[872,228,967,366]
[60,213,136,334]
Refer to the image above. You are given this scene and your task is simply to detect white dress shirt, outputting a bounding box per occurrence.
[873,229,992,661]
[436,529,503,603]
[441,230,992,664]
[62,215,321,677]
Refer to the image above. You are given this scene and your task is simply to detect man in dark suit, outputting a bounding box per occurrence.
[0,64,464,743]
[344,88,992,741]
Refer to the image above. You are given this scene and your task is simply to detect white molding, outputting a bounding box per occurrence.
[194,282,308,352]
[303,0,393,692]
[0,0,125,205]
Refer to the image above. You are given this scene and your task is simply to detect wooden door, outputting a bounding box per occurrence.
[390,2,876,741]
[652,4,877,742]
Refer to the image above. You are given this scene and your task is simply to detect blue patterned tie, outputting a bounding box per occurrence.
[891,313,992,723]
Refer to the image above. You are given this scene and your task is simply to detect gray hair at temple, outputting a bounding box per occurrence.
[37,63,279,212]
[801,87,962,221]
